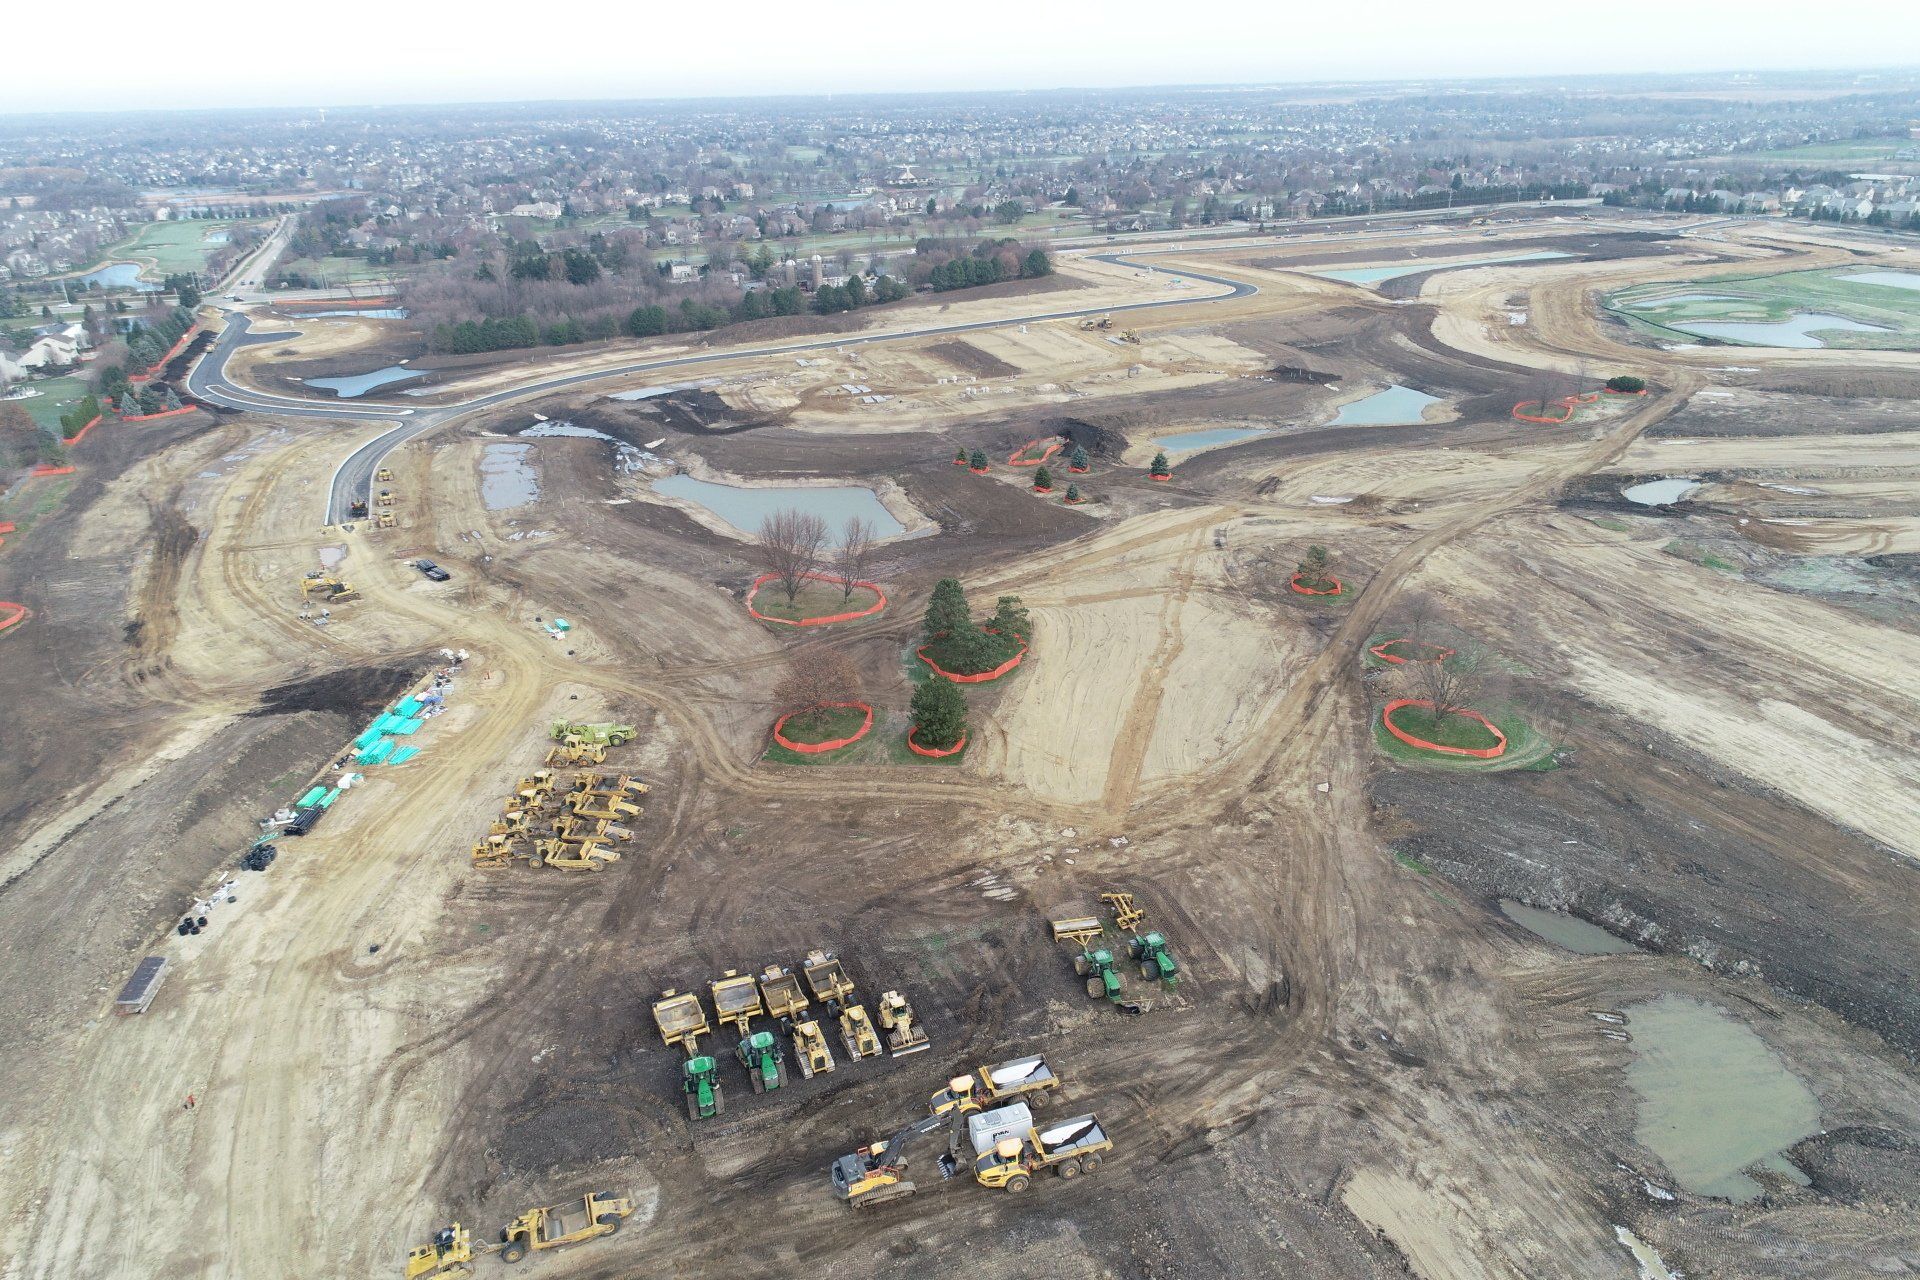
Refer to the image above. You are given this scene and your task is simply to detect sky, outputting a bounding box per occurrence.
[3,0,1915,114]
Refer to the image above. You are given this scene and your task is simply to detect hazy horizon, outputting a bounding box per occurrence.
[4,0,1917,115]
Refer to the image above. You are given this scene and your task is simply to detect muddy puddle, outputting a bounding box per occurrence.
[519,420,652,473]
[1498,900,1638,954]
[1625,993,1820,1201]
[480,443,539,510]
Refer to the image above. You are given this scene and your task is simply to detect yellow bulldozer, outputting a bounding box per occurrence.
[546,740,607,767]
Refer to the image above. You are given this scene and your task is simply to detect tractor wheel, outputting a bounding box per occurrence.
[1073,955,1090,977]
[686,1095,700,1121]
[1004,1174,1031,1194]
[751,1068,766,1094]
[1085,977,1104,999]
[1028,1090,1050,1110]
[501,1239,529,1264]
[713,1086,725,1116]
[1057,1159,1082,1179]
[596,1215,623,1234]
[1081,1154,1103,1174]
[1141,961,1159,980]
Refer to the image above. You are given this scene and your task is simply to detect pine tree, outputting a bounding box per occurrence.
[1065,483,1081,502]
[910,678,968,749]
[924,578,971,641]
[1069,444,1090,471]
[1149,451,1171,477]
[1033,465,1053,491]
[968,448,988,470]
[954,447,968,464]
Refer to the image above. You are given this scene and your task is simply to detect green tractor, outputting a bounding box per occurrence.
[683,1056,724,1120]
[736,1030,788,1093]
[1130,932,1179,983]
[1073,947,1123,1002]
[549,719,636,747]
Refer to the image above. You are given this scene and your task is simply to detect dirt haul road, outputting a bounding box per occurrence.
[4,215,1919,1280]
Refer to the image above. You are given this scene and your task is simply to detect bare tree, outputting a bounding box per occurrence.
[829,516,877,600]
[755,507,830,603]
[773,646,863,726]
[1407,639,1487,720]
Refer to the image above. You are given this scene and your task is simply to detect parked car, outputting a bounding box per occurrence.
[413,559,451,582]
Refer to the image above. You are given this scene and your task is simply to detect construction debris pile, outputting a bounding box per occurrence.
[652,950,930,1121]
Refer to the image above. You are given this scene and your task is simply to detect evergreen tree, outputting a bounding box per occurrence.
[989,596,1030,638]
[910,677,967,749]
[1069,444,1090,471]
[954,447,968,464]
[1149,451,1171,476]
[968,448,988,469]
[1033,465,1054,490]
[1065,483,1081,502]
[924,578,970,640]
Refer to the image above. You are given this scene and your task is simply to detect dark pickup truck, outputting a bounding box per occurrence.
[413,559,451,582]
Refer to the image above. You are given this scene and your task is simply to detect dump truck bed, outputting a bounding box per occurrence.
[758,967,808,1018]
[652,992,708,1044]
[802,953,853,1002]
[710,973,762,1022]
[985,1055,1055,1091]
[1037,1113,1110,1158]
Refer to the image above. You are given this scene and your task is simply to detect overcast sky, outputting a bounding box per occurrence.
[4,0,1914,114]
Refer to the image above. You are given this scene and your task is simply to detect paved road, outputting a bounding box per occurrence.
[185,252,1255,523]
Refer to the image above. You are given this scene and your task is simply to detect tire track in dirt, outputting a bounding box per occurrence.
[1099,531,1200,813]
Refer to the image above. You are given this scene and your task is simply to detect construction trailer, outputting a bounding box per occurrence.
[114,956,169,1015]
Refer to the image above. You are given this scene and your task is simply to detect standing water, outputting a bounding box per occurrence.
[1311,249,1572,286]
[1624,994,1820,1201]
[1498,901,1639,955]
[653,474,904,538]
[1151,427,1271,454]
[1332,385,1443,426]
[1622,478,1701,506]
[479,443,539,510]
[306,366,419,398]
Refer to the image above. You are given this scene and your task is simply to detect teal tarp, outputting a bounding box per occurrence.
[394,696,422,717]
[297,786,327,808]
[353,726,383,749]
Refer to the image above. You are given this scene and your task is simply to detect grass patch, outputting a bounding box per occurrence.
[7,374,91,432]
[1372,704,1552,772]
[1604,267,1920,351]
[0,475,74,532]
[751,579,881,625]
[776,703,868,745]
[1587,516,1632,533]
[761,707,965,767]
[1663,540,1740,573]
[1387,705,1504,752]
[1391,850,1433,875]
[1744,137,1910,162]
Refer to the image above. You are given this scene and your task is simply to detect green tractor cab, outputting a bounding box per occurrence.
[736,1030,788,1093]
[1130,932,1179,982]
[683,1055,724,1120]
[1073,947,1123,1001]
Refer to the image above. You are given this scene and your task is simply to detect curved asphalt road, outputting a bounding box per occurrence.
[186,253,1256,524]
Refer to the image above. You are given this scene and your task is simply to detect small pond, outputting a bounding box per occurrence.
[653,474,903,538]
[305,365,419,398]
[78,262,159,292]
[1837,270,1920,293]
[1622,477,1701,506]
[1668,312,1892,349]
[1152,426,1271,454]
[1312,249,1572,286]
[1498,900,1639,955]
[1625,994,1820,1202]
[1332,384,1443,425]
[479,443,539,510]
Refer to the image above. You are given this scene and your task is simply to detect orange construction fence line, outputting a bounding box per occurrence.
[772,702,875,753]
[62,415,103,446]
[745,571,887,627]
[1369,637,1454,665]
[0,601,29,633]
[29,465,76,477]
[1381,698,1508,759]
[1290,572,1343,596]
[121,407,197,423]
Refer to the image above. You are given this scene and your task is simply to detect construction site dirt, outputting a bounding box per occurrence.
[2,212,1918,1280]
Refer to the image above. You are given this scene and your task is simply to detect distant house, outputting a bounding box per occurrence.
[668,262,699,282]
[505,201,562,220]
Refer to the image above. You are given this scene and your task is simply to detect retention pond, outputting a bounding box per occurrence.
[306,365,419,398]
[653,474,903,538]
[1498,900,1638,954]
[1333,385,1443,425]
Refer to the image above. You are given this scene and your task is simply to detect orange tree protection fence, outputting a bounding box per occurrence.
[1368,637,1454,665]
[130,329,197,383]
[1007,438,1064,467]
[121,406,197,423]
[906,727,967,757]
[771,702,875,754]
[1290,573,1343,596]
[1380,698,1508,759]
[0,601,29,633]
[745,571,888,627]
[916,628,1028,683]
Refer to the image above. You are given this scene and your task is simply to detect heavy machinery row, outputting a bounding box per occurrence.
[652,950,929,1118]
[470,721,646,872]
